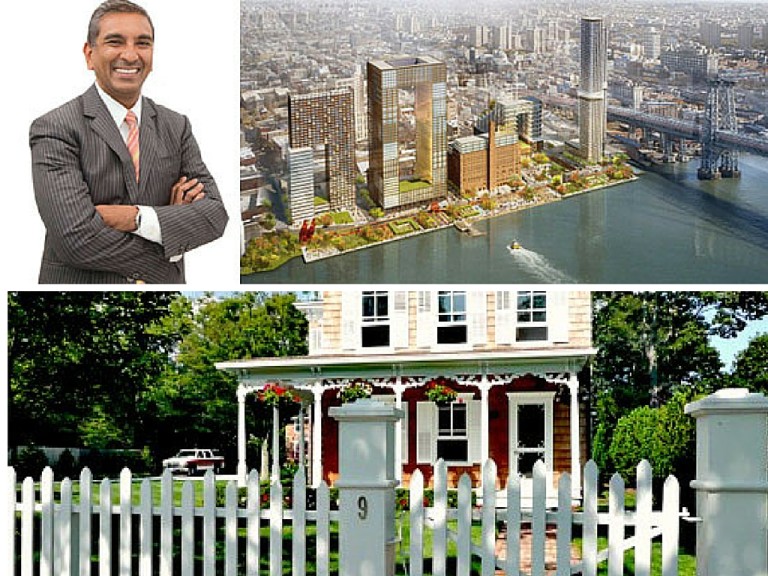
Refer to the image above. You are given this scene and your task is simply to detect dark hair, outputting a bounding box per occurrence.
[87,0,154,45]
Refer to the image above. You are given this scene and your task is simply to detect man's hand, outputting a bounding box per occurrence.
[96,205,139,232]
[171,176,205,205]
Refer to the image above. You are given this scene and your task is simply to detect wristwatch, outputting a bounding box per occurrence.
[134,207,142,231]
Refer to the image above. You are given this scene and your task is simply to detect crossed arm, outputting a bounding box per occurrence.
[95,175,206,232]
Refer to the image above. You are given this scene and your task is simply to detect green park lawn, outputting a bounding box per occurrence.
[389,219,420,236]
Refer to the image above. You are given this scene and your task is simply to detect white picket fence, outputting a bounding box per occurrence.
[407,459,680,576]
[5,459,681,576]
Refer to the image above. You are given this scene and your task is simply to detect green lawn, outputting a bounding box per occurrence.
[572,536,696,576]
[399,179,431,193]
[330,211,353,225]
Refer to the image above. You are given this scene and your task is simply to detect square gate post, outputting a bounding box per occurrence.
[685,388,768,576]
[330,398,404,576]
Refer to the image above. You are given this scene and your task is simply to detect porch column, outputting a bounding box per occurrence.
[237,385,248,487]
[298,404,306,468]
[393,377,408,482]
[271,405,279,481]
[479,375,491,464]
[311,382,324,487]
[567,374,581,500]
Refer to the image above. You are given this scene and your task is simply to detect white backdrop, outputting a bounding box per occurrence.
[0,0,240,287]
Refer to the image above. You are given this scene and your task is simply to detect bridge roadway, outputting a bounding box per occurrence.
[607,106,768,156]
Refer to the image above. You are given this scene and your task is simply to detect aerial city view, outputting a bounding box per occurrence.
[239,0,768,283]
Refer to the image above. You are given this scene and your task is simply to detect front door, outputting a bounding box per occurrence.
[508,392,554,502]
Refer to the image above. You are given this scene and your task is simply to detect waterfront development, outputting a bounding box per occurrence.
[240,0,768,284]
[243,154,768,284]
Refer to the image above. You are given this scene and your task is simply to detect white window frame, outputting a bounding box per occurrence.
[434,290,470,349]
[516,290,548,327]
[436,402,469,463]
[361,290,391,349]
[501,291,569,345]
[417,394,479,466]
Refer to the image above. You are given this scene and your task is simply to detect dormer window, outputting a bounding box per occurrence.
[437,291,467,344]
[361,291,390,347]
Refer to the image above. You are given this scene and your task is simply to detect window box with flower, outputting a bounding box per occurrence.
[424,377,458,406]
[339,380,373,404]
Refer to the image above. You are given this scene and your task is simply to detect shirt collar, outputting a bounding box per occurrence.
[94,83,143,127]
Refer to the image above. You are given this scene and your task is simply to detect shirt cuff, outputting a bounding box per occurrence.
[133,206,162,243]
[132,206,183,262]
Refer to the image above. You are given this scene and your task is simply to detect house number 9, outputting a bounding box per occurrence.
[357,496,368,520]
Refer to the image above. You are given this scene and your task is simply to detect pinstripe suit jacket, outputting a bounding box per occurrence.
[30,84,229,284]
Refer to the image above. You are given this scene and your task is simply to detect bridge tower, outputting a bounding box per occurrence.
[698,78,741,180]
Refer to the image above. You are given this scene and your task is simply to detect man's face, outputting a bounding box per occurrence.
[84,12,153,108]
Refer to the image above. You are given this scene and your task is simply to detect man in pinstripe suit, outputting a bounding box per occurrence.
[30,0,228,284]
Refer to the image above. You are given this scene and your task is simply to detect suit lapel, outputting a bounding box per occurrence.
[138,97,162,200]
[82,85,140,202]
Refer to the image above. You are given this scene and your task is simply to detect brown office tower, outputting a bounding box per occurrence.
[447,122,520,195]
[367,56,447,210]
[288,88,356,211]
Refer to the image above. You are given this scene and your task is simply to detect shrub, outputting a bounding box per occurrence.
[608,389,697,484]
[54,449,77,479]
[79,449,150,477]
[215,480,340,511]
[608,406,661,482]
[12,446,49,479]
[394,487,476,511]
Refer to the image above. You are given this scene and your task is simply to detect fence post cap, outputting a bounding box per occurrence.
[329,397,404,422]
[685,388,768,416]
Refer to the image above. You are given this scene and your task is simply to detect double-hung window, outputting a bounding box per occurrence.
[361,291,390,348]
[516,291,548,342]
[437,291,467,344]
[436,402,468,462]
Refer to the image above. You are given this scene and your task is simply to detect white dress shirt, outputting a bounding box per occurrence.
[95,83,165,247]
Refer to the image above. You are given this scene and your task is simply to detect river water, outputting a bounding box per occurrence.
[243,155,768,284]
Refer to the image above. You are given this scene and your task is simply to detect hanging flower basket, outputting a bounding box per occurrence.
[425,377,458,406]
[339,380,373,404]
[258,383,300,408]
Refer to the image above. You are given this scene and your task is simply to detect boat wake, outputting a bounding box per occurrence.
[507,246,575,283]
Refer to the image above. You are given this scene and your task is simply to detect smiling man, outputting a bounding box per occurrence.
[29,0,228,284]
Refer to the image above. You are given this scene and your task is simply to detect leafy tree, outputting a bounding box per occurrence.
[731,333,768,394]
[591,292,761,409]
[141,292,309,467]
[591,291,768,466]
[8,292,178,448]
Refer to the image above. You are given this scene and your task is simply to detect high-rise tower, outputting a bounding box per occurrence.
[367,57,447,210]
[578,16,607,163]
[288,88,356,212]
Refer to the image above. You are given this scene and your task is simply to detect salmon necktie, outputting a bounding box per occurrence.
[125,110,140,182]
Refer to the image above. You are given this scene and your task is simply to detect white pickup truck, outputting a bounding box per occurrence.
[162,449,225,475]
